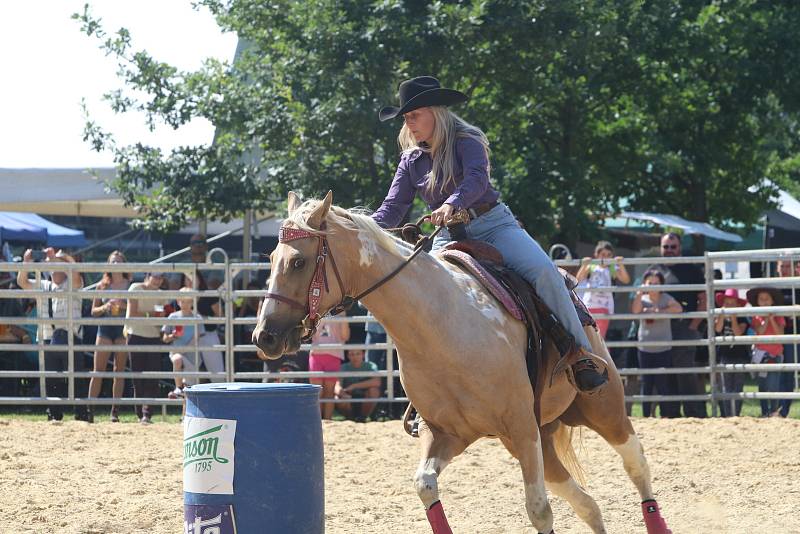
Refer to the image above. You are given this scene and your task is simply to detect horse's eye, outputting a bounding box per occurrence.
[292,258,305,270]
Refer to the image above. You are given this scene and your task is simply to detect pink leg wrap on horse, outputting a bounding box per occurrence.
[426,501,453,534]
[641,499,672,534]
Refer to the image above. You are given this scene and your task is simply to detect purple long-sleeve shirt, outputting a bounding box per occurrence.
[371,136,501,228]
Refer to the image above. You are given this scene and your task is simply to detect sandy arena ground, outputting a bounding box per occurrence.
[2,417,799,533]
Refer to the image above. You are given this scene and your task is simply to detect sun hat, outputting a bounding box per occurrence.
[714,288,747,307]
[745,286,784,307]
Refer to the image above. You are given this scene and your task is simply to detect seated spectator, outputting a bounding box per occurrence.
[631,269,683,418]
[335,348,380,422]
[163,286,207,398]
[713,289,749,417]
[746,286,785,417]
[87,250,131,422]
[17,248,88,422]
[309,317,349,420]
[576,240,630,339]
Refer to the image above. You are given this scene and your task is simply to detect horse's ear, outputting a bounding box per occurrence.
[287,191,302,215]
[307,191,333,229]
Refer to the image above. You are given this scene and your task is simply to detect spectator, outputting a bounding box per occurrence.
[0,284,32,397]
[195,271,225,382]
[364,313,404,418]
[649,232,707,418]
[335,348,380,422]
[309,317,350,420]
[746,286,785,417]
[713,289,749,417]
[17,248,88,422]
[190,234,208,263]
[776,259,798,417]
[235,280,271,374]
[87,250,131,422]
[163,287,206,398]
[576,240,631,338]
[631,269,683,418]
[126,272,168,424]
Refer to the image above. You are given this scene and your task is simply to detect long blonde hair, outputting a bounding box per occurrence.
[398,106,490,198]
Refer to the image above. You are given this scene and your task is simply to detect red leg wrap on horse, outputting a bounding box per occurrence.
[426,501,453,534]
[641,499,672,534]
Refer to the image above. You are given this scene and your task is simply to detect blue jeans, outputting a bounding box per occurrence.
[758,354,783,416]
[717,366,745,417]
[638,350,679,418]
[433,203,591,351]
[779,344,796,417]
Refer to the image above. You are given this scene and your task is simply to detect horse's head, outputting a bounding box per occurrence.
[253,190,343,358]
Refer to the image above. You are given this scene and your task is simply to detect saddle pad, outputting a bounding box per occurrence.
[440,250,524,321]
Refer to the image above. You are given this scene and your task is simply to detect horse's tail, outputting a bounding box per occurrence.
[552,422,586,488]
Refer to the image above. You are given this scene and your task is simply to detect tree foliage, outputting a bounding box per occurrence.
[76,0,800,242]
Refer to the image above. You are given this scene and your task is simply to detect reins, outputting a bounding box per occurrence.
[336,215,443,312]
[264,214,443,340]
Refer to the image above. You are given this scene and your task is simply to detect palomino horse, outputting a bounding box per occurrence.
[254,192,671,534]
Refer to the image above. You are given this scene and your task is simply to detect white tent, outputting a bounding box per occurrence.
[618,211,744,242]
[0,168,138,217]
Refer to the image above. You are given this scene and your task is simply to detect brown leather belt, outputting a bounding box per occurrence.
[467,201,499,220]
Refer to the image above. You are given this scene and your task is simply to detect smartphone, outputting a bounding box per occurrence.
[31,250,46,262]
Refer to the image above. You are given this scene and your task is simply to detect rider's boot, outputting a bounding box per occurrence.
[571,348,609,395]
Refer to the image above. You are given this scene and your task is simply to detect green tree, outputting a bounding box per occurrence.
[76,0,800,245]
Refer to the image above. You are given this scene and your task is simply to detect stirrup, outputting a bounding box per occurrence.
[572,354,608,395]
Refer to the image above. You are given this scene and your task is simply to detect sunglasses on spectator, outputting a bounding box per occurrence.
[190,240,207,246]
[661,244,679,250]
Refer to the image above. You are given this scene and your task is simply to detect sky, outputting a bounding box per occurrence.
[0,1,238,168]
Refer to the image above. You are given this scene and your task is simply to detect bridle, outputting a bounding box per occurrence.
[263,223,347,341]
[263,217,443,341]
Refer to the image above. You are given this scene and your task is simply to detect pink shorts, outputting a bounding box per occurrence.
[589,307,610,338]
[309,353,342,383]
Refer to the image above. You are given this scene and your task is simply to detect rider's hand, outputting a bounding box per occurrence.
[430,203,455,227]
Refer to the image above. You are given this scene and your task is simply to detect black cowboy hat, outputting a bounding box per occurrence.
[745,286,784,307]
[379,76,468,122]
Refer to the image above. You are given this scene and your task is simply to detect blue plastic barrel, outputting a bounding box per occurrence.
[183,382,324,534]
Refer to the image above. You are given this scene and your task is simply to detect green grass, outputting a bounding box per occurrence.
[2,382,797,422]
[0,406,185,423]
[628,382,800,419]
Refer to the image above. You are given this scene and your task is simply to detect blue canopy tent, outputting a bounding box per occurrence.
[0,212,86,248]
[0,212,47,243]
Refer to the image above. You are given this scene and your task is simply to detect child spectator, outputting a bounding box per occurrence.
[713,289,749,416]
[631,269,683,418]
[309,317,349,420]
[162,287,206,398]
[746,287,785,417]
[576,241,630,339]
[335,348,380,422]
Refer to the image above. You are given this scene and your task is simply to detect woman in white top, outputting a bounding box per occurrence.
[126,272,167,424]
[576,240,631,338]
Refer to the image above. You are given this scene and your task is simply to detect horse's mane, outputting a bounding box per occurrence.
[285,199,409,259]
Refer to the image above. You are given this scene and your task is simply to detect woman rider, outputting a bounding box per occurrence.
[371,76,607,393]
